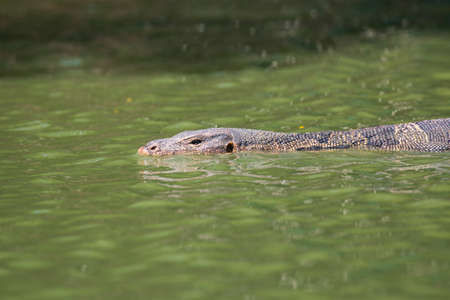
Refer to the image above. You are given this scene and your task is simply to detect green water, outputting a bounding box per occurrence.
[1,32,449,299]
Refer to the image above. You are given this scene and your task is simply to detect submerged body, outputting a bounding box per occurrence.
[138,118,450,156]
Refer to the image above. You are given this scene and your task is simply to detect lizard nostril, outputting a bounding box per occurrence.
[150,146,157,150]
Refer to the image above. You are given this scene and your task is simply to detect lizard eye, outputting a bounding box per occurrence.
[190,139,202,145]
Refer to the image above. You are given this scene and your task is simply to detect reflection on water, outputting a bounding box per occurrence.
[139,155,283,183]
[138,151,449,196]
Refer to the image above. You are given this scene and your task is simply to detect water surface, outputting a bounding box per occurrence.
[1,32,449,299]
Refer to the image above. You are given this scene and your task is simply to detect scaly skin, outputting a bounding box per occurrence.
[138,118,450,156]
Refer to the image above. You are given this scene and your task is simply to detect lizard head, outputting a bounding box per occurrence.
[138,128,236,156]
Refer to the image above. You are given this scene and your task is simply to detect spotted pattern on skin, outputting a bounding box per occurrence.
[138,118,450,156]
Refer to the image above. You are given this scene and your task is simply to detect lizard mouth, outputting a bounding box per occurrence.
[137,146,150,156]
